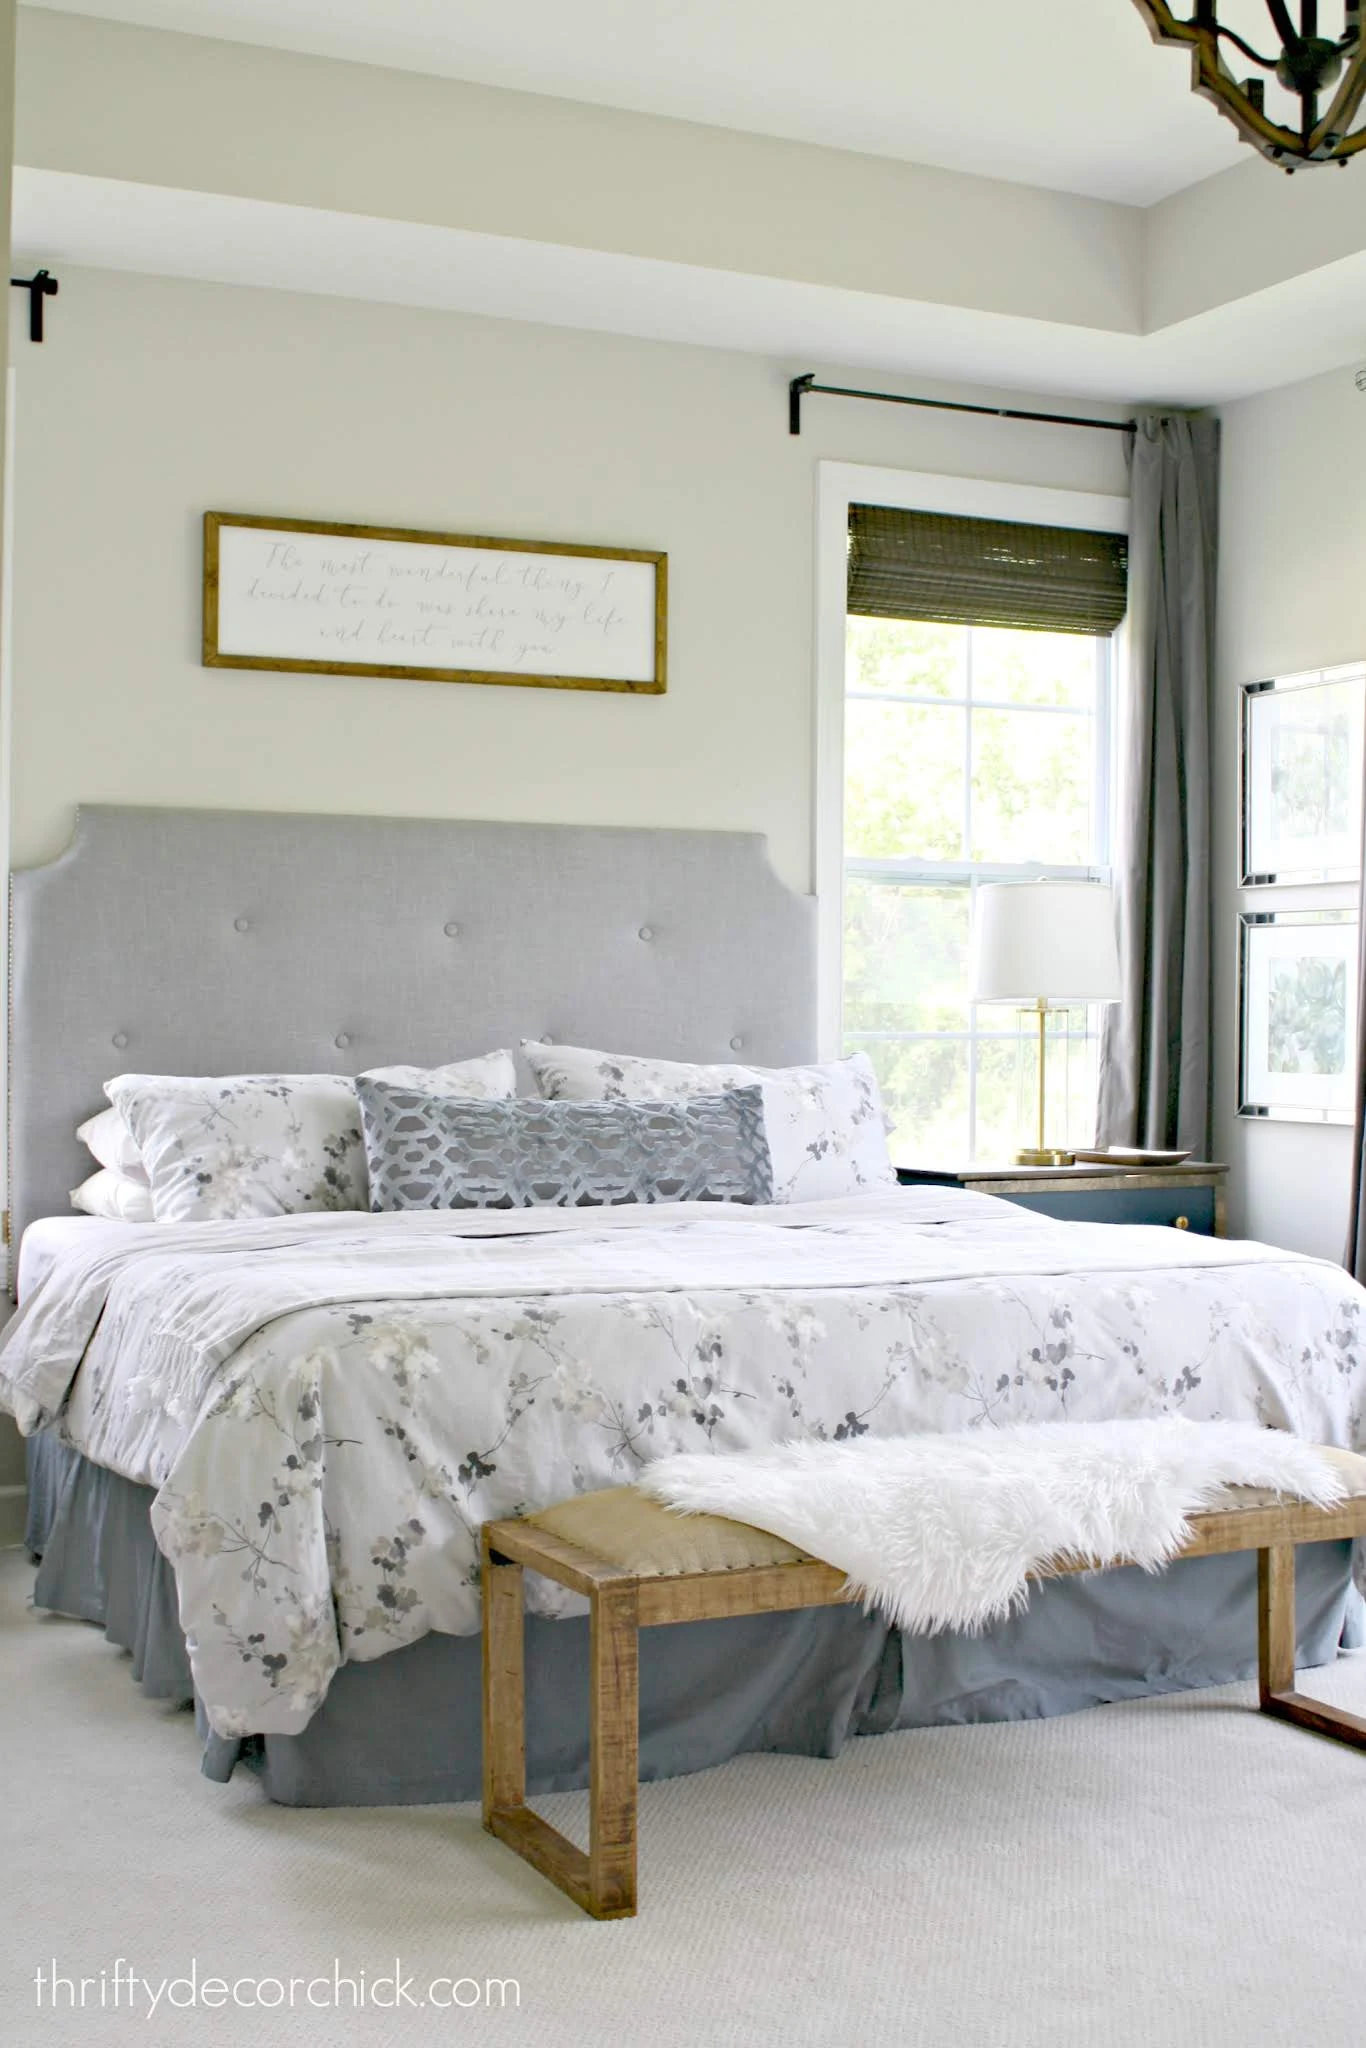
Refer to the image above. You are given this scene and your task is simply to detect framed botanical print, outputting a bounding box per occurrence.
[1238,908,1359,1125]
[1240,664,1366,885]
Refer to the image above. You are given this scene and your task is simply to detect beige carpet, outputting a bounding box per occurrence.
[4,1549,1366,2048]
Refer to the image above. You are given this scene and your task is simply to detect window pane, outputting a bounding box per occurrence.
[852,1036,969,1164]
[971,625,1098,708]
[974,1010,1097,1160]
[974,1031,1029,1163]
[970,707,1091,864]
[843,880,969,1035]
[845,700,964,860]
[1048,1013,1100,1152]
[840,598,1109,1168]
[846,616,966,699]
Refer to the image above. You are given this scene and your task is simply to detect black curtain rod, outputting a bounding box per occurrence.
[9,269,58,343]
[788,373,1136,438]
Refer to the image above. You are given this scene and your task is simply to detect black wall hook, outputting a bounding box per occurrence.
[9,270,59,343]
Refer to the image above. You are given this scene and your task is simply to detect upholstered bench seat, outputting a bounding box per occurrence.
[482,1447,1366,1918]
[525,1484,810,1575]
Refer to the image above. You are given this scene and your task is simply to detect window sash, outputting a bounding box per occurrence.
[841,630,1115,1161]
[843,630,1113,875]
[846,858,1107,884]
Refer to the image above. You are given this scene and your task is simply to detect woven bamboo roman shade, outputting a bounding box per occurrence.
[847,505,1128,636]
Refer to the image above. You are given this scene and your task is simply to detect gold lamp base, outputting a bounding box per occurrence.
[1015,1001,1072,1167]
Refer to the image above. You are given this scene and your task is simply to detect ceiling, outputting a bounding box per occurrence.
[27,0,1252,205]
[19,169,1366,409]
[19,6,1366,406]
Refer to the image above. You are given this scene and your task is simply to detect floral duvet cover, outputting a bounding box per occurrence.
[2,1189,1362,1737]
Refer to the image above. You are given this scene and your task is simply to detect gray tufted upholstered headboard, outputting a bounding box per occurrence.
[6,806,817,1265]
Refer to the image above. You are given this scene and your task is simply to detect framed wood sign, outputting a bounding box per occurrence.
[203,513,667,694]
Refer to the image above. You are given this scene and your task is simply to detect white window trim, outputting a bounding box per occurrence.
[814,460,1130,1058]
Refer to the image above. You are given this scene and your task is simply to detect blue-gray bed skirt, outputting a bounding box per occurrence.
[24,1429,1365,1808]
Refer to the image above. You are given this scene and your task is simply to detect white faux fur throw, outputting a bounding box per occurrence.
[639,1420,1347,1635]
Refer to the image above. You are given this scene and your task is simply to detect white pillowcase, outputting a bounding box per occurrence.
[76,1105,148,1181]
[70,1168,156,1223]
[521,1043,894,1203]
[365,1058,515,1092]
[107,1052,517,1222]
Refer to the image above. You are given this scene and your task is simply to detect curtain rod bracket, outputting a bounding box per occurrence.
[788,372,1134,439]
[9,269,59,344]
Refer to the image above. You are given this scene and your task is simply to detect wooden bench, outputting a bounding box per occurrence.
[481,1449,1366,1918]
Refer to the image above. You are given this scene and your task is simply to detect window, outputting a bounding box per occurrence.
[841,592,1118,1166]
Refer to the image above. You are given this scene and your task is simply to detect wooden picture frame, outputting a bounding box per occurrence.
[203,512,667,695]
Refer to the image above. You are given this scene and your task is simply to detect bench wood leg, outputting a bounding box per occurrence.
[481,1547,641,1920]
[1257,1542,1366,1751]
[1257,1542,1296,1705]
[589,1582,640,1918]
[482,1547,526,1817]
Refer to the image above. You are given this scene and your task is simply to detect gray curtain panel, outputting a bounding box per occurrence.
[1344,820,1366,1278]
[1097,412,1220,1155]
[1349,1044,1366,1280]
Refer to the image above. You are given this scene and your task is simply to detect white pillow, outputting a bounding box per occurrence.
[364,1056,516,1094]
[76,1105,148,1182]
[70,1168,156,1223]
[107,1052,517,1222]
[521,1043,894,1203]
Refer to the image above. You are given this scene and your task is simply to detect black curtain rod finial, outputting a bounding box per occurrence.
[9,268,59,343]
[788,371,1135,438]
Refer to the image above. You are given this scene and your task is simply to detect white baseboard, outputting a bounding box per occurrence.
[0,1482,27,1549]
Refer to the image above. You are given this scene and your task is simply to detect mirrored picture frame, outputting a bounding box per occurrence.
[1237,907,1359,1125]
[1240,664,1366,886]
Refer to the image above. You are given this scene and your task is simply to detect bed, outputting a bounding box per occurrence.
[5,806,1365,1805]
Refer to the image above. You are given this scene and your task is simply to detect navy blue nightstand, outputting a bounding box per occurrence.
[897,1163,1229,1237]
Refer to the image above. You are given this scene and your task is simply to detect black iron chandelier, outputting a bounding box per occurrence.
[1132,3,1366,167]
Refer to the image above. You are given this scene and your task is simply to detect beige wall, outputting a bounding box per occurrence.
[17,260,1357,1482]
[14,265,1357,1365]
[1214,362,1366,1261]
[0,0,20,1516]
[0,264,1129,1525]
[9,266,1128,889]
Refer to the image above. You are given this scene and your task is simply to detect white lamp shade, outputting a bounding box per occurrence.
[971,881,1122,1005]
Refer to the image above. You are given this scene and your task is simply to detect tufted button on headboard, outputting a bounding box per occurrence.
[6,807,817,1267]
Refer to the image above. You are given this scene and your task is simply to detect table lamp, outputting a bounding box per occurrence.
[970,880,1122,1166]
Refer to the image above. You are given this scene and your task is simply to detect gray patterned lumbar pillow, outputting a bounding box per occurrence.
[356,1080,774,1211]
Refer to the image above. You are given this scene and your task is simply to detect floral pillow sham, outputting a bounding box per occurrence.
[357,1079,774,1211]
[520,1042,894,1203]
[106,1052,517,1222]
